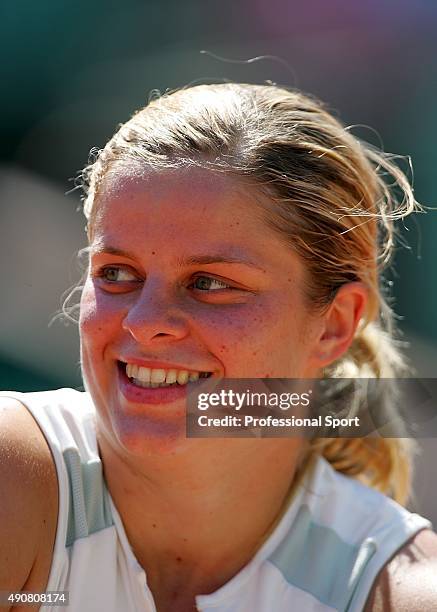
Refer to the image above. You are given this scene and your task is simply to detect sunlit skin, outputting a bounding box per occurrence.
[79,166,367,610]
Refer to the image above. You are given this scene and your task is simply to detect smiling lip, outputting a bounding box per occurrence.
[118,357,211,373]
[117,361,212,405]
[117,363,187,405]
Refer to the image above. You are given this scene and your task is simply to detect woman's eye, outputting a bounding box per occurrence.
[99,266,139,282]
[190,276,232,291]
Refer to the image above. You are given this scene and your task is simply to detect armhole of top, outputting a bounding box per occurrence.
[347,513,432,612]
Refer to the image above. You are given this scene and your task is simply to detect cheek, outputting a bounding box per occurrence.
[203,297,313,377]
[195,301,269,340]
[79,280,122,349]
[193,301,289,375]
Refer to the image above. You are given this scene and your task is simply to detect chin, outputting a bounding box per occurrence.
[107,400,192,457]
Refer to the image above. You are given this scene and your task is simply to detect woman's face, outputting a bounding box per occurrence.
[80,166,326,455]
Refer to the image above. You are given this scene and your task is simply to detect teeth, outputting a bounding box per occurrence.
[135,379,152,388]
[177,371,189,385]
[150,368,166,383]
[138,366,151,383]
[126,363,139,379]
[165,369,178,384]
[125,363,210,388]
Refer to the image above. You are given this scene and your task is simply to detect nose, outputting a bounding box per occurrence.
[121,279,189,344]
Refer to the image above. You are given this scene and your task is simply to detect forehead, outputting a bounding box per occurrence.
[96,165,255,216]
[94,166,267,238]
[91,166,304,279]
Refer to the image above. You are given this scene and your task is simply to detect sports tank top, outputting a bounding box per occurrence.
[1,388,431,612]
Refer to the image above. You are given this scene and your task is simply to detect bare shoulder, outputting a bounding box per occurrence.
[0,396,58,604]
[364,528,437,612]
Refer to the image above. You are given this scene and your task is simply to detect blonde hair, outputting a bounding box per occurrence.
[81,83,422,504]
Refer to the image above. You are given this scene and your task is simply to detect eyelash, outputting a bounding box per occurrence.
[94,266,234,292]
[189,276,232,291]
[96,266,140,283]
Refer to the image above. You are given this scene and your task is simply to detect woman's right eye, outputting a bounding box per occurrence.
[96,266,141,283]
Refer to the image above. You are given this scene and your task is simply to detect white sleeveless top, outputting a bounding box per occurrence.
[1,388,431,612]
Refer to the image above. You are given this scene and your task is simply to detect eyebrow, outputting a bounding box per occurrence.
[91,246,134,257]
[177,254,264,271]
[91,246,265,271]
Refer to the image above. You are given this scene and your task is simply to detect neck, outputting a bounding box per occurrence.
[97,429,307,602]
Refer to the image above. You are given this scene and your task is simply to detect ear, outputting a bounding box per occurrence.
[310,282,368,368]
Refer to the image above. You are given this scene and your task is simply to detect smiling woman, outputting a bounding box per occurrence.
[1,83,437,612]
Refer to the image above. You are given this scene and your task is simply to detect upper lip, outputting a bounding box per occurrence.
[118,358,212,373]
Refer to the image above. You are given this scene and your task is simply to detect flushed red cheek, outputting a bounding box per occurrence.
[80,285,124,342]
[195,318,279,377]
[79,292,112,391]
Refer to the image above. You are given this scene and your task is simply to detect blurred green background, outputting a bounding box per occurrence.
[1,0,436,515]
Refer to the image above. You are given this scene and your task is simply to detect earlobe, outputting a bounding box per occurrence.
[312,282,368,368]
